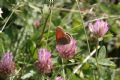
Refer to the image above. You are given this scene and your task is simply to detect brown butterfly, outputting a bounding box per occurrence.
[56,27,71,45]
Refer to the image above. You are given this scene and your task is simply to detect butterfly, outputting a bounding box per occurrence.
[55,27,71,45]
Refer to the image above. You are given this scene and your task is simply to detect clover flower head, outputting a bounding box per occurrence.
[89,20,108,37]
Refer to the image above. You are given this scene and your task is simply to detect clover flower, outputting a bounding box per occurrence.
[56,37,76,59]
[89,20,108,37]
[0,52,15,78]
[34,48,52,74]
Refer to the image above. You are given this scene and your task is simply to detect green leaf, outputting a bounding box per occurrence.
[21,70,36,80]
[98,59,116,67]
[98,46,106,59]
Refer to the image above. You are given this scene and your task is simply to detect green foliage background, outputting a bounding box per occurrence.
[0,0,120,80]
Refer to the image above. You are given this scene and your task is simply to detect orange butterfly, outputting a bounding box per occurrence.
[55,27,71,45]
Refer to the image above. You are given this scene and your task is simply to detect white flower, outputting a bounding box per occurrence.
[0,8,3,18]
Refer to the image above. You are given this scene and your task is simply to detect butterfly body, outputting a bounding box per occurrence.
[56,27,71,45]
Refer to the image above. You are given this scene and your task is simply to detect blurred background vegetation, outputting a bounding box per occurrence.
[0,0,120,80]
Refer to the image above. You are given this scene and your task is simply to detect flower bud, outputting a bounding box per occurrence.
[33,19,40,28]
[34,48,52,74]
[88,20,108,37]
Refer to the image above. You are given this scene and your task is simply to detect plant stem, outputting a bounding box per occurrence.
[0,11,14,33]
[46,2,53,48]
[42,75,45,80]
[39,9,51,43]
[68,46,100,80]
[62,59,66,80]
[95,38,101,79]
[73,46,100,74]
[75,0,90,53]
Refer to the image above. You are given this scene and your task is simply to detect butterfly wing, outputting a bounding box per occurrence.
[56,27,71,44]
[56,27,65,41]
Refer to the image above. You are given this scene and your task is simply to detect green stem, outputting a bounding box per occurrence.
[95,38,101,79]
[45,3,53,48]
[62,59,66,80]
[75,0,90,53]
[0,10,14,33]
[93,70,96,80]
[32,1,52,63]
[95,38,99,62]
[42,75,45,80]
[39,9,51,43]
